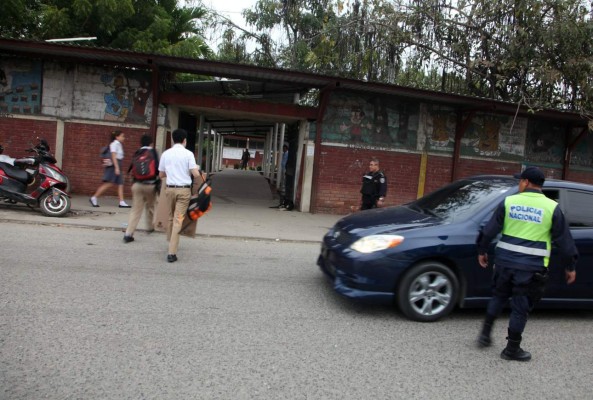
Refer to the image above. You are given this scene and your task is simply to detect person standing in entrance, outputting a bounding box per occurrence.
[158,128,203,263]
[241,148,250,170]
[360,158,387,210]
[123,134,159,243]
[280,144,289,196]
[476,166,578,361]
[89,130,131,208]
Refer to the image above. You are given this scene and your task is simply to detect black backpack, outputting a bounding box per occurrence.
[100,145,112,167]
[187,176,212,220]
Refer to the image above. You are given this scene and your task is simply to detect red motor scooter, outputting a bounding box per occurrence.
[0,139,71,217]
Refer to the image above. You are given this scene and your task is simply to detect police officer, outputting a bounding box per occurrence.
[360,157,387,210]
[476,166,578,361]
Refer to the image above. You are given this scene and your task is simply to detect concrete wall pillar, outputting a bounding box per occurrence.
[272,123,279,184]
[295,120,308,211]
[276,123,285,190]
[300,140,315,213]
[205,123,211,174]
[197,114,204,166]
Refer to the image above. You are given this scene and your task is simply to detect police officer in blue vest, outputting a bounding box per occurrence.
[476,166,578,361]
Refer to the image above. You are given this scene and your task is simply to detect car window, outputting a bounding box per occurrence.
[562,190,593,227]
[412,179,516,222]
[543,189,559,202]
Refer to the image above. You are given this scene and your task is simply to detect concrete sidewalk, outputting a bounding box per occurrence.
[0,169,343,243]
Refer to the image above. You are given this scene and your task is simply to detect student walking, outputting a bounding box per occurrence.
[90,130,131,208]
[123,134,159,243]
[158,129,203,263]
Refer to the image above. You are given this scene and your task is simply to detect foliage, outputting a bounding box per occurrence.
[227,0,593,118]
[1,0,212,59]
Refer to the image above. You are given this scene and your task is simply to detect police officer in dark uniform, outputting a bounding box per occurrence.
[360,158,387,210]
[476,166,578,361]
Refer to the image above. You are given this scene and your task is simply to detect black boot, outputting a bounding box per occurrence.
[501,329,532,361]
[477,314,495,347]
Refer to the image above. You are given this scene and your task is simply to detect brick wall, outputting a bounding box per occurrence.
[0,117,57,156]
[563,169,593,185]
[62,123,149,197]
[3,116,593,212]
[313,145,422,214]
[312,145,593,214]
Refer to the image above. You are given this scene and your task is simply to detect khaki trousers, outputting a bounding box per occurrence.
[165,187,191,255]
[125,182,157,236]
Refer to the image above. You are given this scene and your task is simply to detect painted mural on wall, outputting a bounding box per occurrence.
[100,70,151,123]
[322,91,418,149]
[570,127,593,169]
[0,60,42,115]
[417,106,528,159]
[524,120,564,165]
[417,104,456,152]
[459,113,527,159]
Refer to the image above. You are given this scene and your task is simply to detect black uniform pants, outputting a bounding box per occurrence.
[360,195,378,210]
[486,265,545,334]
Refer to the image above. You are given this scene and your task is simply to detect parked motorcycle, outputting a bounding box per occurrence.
[0,139,71,217]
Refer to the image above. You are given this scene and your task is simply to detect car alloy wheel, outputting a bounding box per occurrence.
[397,261,459,322]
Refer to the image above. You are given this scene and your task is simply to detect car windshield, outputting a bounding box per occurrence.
[407,178,516,222]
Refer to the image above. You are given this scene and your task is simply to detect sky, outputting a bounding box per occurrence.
[182,0,262,50]
[202,0,259,27]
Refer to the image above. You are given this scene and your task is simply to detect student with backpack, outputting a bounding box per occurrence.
[123,134,160,243]
[89,130,131,208]
[158,128,204,263]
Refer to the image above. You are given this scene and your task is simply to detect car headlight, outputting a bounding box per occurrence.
[350,235,404,253]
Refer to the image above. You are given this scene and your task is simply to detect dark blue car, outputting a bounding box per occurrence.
[317,176,593,322]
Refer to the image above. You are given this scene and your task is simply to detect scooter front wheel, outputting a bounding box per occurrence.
[39,190,71,217]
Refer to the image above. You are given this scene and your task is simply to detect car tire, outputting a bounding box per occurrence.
[397,261,459,322]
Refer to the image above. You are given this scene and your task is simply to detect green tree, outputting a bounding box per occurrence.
[1,0,212,59]
[0,0,42,38]
[236,0,593,117]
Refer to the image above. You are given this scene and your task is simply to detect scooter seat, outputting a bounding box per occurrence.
[0,162,30,183]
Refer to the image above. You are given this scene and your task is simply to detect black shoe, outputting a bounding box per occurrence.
[477,333,492,348]
[477,315,495,348]
[501,330,532,361]
[123,235,134,243]
[167,254,178,263]
[501,347,532,361]
[119,204,131,208]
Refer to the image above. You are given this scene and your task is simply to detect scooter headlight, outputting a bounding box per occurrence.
[41,165,67,183]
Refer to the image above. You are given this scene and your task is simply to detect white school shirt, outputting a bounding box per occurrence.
[109,139,124,160]
[158,143,198,186]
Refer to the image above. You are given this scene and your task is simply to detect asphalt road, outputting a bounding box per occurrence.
[1,222,592,399]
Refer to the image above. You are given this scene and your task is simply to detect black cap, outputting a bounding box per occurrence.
[514,166,545,186]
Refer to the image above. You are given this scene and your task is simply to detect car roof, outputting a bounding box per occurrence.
[466,174,593,191]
